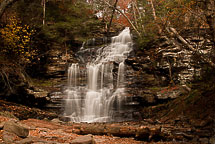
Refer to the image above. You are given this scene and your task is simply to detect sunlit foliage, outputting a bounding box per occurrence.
[0,16,36,63]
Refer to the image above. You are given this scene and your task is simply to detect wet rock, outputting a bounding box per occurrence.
[3,121,29,138]
[59,116,72,122]
[70,134,93,144]
[85,37,111,46]
[26,88,48,98]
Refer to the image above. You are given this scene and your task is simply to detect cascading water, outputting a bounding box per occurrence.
[64,27,133,122]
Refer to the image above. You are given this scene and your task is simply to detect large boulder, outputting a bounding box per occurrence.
[3,121,29,138]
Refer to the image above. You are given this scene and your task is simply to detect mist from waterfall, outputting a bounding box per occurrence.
[64,27,133,122]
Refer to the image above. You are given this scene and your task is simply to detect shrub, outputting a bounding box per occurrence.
[0,16,36,64]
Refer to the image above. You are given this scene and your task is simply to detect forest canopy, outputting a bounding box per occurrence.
[0,0,215,68]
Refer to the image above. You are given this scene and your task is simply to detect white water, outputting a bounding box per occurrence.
[68,63,79,87]
[64,27,133,122]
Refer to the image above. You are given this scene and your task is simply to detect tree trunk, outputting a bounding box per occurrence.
[107,0,118,36]
[0,0,19,18]
[149,0,162,34]
[132,2,138,29]
[103,0,141,37]
[42,0,46,26]
[134,1,145,33]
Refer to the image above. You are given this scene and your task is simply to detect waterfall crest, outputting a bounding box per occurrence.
[64,27,133,122]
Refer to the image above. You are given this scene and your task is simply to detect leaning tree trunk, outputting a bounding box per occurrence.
[103,0,141,37]
[0,0,19,18]
[149,0,162,34]
[107,0,118,36]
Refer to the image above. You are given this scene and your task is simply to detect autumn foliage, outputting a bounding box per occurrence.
[114,0,133,26]
[0,16,37,63]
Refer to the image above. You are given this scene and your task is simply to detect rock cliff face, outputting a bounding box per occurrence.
[152,32,213,85]
[124,29,213,106]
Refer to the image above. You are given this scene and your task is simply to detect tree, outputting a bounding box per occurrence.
[107,0,118,35]
[42,0,46,25]
[0,16,36,64]
[131,0,215,67]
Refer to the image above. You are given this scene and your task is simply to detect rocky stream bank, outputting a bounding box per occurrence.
[0,104,214,144]
[0,80,214,144]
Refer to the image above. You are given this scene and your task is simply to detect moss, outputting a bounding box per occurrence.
[148,87,162,91]
[30,78,55,87]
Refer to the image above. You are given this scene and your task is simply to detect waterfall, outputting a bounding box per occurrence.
[64,27,133,122]
[117,62,125,88]
[68,63,79,87]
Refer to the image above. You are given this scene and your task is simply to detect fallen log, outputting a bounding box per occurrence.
[68,122,162,141]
